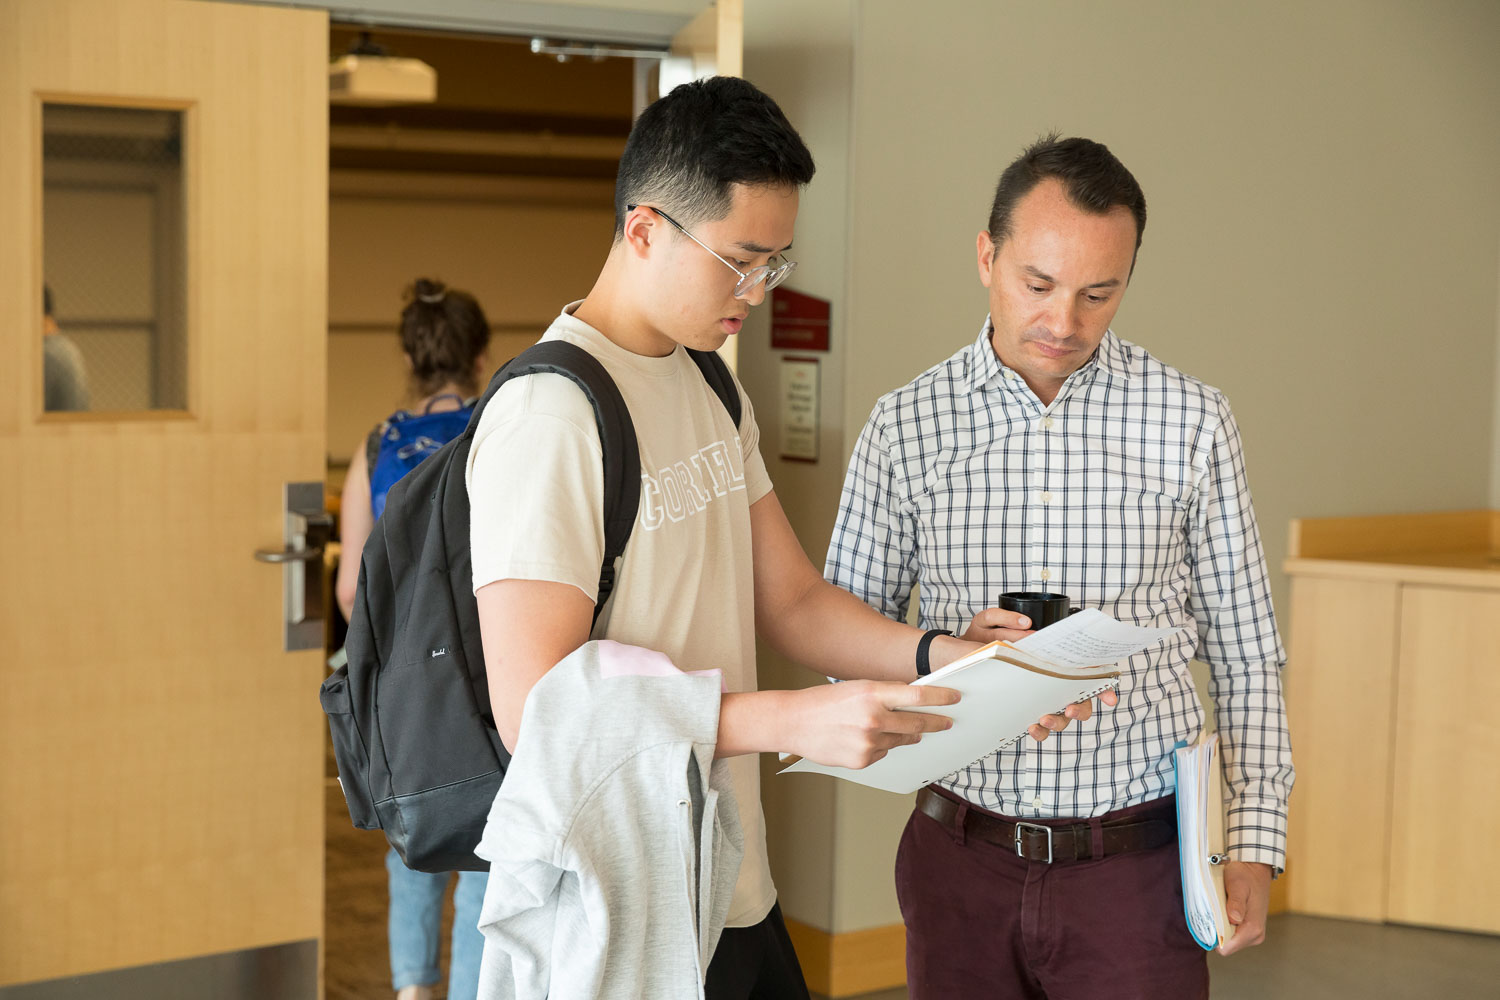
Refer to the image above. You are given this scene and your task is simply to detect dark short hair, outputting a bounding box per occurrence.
[613,76,815,239]
[43,283,54,318]
[400,278,491,398]
[988,134,1147,256]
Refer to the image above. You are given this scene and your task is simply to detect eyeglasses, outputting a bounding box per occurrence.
[628,204,797,299]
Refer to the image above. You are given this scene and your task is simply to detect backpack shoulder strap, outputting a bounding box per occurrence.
[686,348,742,429]
[481,342,639,623]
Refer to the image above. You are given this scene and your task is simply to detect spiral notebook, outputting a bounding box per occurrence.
[779,610,1184,794]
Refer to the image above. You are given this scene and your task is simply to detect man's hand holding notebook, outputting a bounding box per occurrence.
[780,609,1185,793]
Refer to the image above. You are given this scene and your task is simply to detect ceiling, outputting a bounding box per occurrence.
[328,23,638,179]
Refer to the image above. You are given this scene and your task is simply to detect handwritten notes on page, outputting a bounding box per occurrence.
[1011,609,1185,669]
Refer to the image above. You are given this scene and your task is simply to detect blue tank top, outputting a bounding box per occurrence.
[367,395,475,519]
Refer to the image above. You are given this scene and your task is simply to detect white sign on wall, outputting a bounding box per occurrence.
[779,356,819,462]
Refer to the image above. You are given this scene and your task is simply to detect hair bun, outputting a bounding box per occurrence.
[413,277,447,305]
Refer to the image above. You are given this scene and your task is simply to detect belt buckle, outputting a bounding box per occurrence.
[1014,821,1053,863]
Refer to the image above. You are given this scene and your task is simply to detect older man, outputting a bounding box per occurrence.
[826,135,1293,999]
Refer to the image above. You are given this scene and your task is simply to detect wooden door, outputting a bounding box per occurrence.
[0,0,328,993]
[1388,585,1500,934]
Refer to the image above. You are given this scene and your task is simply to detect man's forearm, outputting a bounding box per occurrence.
[716,690,793,758]
[749,491,973,685]
[716,680,961,767]
[758,575,971,682]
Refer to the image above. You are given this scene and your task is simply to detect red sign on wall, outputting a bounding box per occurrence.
[770,287,830,352]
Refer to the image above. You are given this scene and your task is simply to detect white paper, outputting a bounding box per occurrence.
[781,650,1119,793]
[1174,734,1235,950]
[779,609,1186,794]
[1011,608,1185,668]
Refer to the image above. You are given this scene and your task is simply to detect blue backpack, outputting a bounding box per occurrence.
[366,394,475,518]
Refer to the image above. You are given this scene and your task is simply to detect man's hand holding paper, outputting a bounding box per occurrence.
[959,605,1120,742]
[775,680,963,770]
[782,610,1178,792]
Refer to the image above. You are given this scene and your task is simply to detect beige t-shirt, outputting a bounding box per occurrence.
[465,303,776,928]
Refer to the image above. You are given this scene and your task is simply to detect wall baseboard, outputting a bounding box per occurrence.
[787,899,1300,996]
[783,919,906,997]
[0,941,316,999]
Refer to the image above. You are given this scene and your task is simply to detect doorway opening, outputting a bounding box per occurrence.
[321,23,636,1000]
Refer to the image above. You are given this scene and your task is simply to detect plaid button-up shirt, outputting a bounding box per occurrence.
[826,319,1294,868]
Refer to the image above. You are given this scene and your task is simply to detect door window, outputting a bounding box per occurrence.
[42,102,187,413]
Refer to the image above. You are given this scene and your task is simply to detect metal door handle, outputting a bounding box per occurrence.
[255,546,325,563]
[257,483,333,650]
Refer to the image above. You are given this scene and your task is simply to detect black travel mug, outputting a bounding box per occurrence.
[997,591,1080,629]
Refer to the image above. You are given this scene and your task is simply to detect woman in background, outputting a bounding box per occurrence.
[336,277,492,1000]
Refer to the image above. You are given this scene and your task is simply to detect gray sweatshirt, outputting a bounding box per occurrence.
[474,640,744,1000]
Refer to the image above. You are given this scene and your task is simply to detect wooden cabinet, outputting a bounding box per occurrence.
[1388,586,1500,932]
[1283,575,1401,921]
[1283,511,1500,934]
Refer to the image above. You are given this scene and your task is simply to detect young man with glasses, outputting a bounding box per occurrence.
[464,79,1098,996]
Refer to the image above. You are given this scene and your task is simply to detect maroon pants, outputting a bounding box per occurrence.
[895,789,1208,1000]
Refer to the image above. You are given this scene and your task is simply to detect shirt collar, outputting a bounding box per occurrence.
[1092,330,1137,382]
[965,317,1136,394]
[964,317,1007,392]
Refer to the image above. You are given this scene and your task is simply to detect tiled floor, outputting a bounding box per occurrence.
[327,784,1500,999]
[1205,914,1500,1000]
[809,915,1500,999]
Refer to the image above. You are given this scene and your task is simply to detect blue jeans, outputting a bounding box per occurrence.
[386,848,488,999]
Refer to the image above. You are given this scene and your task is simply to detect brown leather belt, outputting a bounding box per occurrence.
[916,787,1176,864]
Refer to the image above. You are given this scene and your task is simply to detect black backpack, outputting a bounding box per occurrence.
[320,340,742,873]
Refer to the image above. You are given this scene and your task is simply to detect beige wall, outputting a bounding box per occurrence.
[1493,237,1500,505]
[741,0,856,933]
[327,173,615,465]
[744,0,1500,934]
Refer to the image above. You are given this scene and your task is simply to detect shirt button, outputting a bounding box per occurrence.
[1040,491,1052,504]
[1042,417,1055,430]
[1032,796,1044,809]
[1039,569,1052,582]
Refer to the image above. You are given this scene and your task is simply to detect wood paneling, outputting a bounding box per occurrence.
[1282,512,1500,934]
[784,918,907,998]
[325,170,615,462]
[1388,586,1500,933]
[1288,510,1492,561]
[0,0,326,986]
[1283,576,1402,921]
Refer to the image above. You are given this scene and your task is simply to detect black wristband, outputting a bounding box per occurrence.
[915,628,953,677]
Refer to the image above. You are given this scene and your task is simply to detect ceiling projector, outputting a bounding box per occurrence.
[328,38,436,106]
